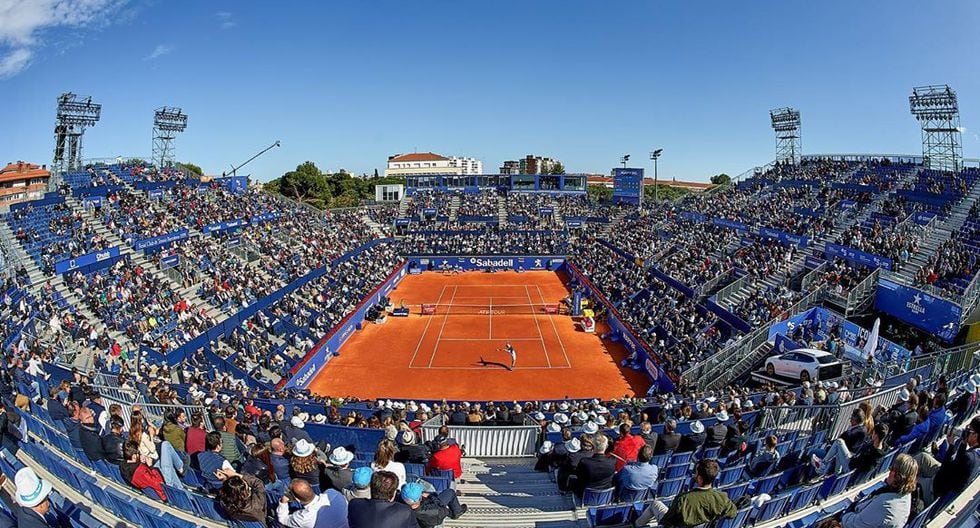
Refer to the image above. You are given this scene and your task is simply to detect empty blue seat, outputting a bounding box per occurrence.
[720,481,749,502]
[786,482,821,513]
[657,477,685,499]
[752,493,791,523]
[588,503,633,527]
[617,487,650,503]
[577,487,615,508]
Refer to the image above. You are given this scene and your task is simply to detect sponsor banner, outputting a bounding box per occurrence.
[831,182,877,194]
[773,333,803,354]
[214,175,248,193]
[539,207,554,215]
[805,256,826,269]
[705,297,752,335]
[825,243,893,271]
[896,189,954,207]
[395,218,411,226]
[758,227,809,248]
[135,180,179,192]
[134,229,189,251]
[712,217,749,232]
[423,208,437,216]
[283,264,408,390]
[838,200,857,210]
[874,279,961,342]
[83,195,104,207]
[203,218,247,234]
[612,168,644,205]
[160,254,180,270]
[10,195,64,212]
[793,206,823,218]
[148,189,164,198]
[407,256,563,271]
[54,246,120,274]
[767,307,825,341]
[914,211,937,226]
[819,307,912,362]
[225,236,242,248]
[251,212,281,224]
[678,211,708,223]
[562,262,675,394]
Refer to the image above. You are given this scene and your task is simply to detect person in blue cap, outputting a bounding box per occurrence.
[344,466,374,501]
[400,481,468,528]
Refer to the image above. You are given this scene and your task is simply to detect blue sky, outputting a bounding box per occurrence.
[3,1,980,182]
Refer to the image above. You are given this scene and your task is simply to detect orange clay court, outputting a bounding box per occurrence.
[307,270,649,401]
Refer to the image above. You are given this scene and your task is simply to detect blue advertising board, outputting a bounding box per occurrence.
[539,207,554,215]
[758,227,809,248]
[406,256,565,271]
[250,212,281,224]
[203,218,247,234]
[160,254,180,270]
[134,229,189,251]
[148,189,164,198]
[825,243,893,271]
[874,279,961,342]
[913,212,937,226]
[395,218,411,226]
[54,246,120,274]
[773,333,804,354]
[612,168,644,205]
[83,195,103,207]
[712,217,749,232]
[678,211,707,223]
[283,265,409,390]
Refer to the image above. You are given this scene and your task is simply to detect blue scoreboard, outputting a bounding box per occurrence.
[613,168,644,205]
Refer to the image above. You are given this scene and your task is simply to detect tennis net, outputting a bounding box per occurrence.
[420,303,562,315]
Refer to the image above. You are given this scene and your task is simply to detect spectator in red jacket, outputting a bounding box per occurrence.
[611,423,646,471]
[119,442,168,501]
[185,411,208,456]
[427,436,463,479]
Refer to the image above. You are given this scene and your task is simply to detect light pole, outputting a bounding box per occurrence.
[620,154,630,169]
[650,149,663,202]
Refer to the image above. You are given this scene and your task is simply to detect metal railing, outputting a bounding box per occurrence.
[714,273,750,306]
[825,268,880,315]
[697,268,733,298]
[800,261,827,292]
[419,414,540,457]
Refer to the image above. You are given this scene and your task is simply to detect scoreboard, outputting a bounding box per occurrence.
[613,168,644,205]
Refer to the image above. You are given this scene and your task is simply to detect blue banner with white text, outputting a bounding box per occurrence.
[759,227,810,248]
[825,243,893,271]
[203,218,247,234]
[134,229,189,251]
[874,279,961,342]
[54,247,120,274]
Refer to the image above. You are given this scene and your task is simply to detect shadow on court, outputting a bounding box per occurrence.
[479,357,513,371]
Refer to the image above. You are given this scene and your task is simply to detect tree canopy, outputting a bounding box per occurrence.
[710,173,731,185]
[266,161,404,209]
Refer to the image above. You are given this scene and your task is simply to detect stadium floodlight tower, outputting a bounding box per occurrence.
[52,92,102,183]
[770,107,802,165]
[152,106,188,169]
[909,85,962,172]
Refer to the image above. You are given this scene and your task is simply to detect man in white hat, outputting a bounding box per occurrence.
[13,467,53,528]
[556,437,585,492]
[322,446,355,492]
[705,410,730,448]
[535,440,555,471]
[679,420,707,453]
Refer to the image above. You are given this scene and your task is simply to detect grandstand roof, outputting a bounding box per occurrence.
[388,152,449,162]
[0,161,50,183]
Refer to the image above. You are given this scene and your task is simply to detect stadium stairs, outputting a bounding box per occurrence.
[896,179,980,286]
[497,195,508,226]
[450,194,461,222]
[64,195,225,322]
[360,211,388,238]
[398,196,410,217]
[448,458,581,527]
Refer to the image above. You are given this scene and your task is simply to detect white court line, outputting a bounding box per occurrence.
[525,285,551,368]
[408,285,447,368]
[441,337,541,341]
[537,284,571,368]
[428,285,458,368]
[489,296,492,340]
[408,365,573,370]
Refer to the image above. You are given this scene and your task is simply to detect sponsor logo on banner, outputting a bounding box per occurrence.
[645,358,659,381]
[470,257,515,268]
[295,363,317,386]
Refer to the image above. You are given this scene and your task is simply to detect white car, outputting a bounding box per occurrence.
[764,348,843,383]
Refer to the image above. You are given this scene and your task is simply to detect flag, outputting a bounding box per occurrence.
[863,318,880,362]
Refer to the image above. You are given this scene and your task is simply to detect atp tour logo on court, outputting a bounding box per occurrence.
[470,258,514,268]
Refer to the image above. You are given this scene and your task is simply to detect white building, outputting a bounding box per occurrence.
[384,152,482,177]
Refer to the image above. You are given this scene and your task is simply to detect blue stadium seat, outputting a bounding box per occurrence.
[720,482,749,502]
[577,487,615,508]
[616,487,651,503]
[751,471,782,496]
[656,477,685,499]
[716,464,744,487]
[712,506,751,528]
[663,463,689,480]
[786,482,821,513]
[588,503,633,527]
[752,493,790,523]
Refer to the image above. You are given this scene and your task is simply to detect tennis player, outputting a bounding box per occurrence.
[504,342,517,369]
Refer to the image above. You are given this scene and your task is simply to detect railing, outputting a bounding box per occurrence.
[799,262,826,294]
[419,414,540,457]
[697,268,733,298]
[89,384,143,404]
[714,273,750,306]
[825,268,880,314]
[756,404,840,437]
[685,287,825,389]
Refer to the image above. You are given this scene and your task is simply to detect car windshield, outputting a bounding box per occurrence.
[816,355,837,364]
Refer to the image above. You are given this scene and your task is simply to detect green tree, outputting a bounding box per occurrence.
[644,184,689,202]
[550,162,566,175]
[588,184,613,201]
[178,162,204,176]
[279,161,328,202]
[710,173,731,185]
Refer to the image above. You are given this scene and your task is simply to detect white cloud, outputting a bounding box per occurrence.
[0,0,126,78]
[215,11,236,29]
[0,47,31,78]
[144,43,171,61]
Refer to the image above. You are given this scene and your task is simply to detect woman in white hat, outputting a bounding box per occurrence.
[288,439,321,488]
[13,467,53,528]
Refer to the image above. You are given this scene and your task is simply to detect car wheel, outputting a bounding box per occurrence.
[766,363,775,377]
[801,370,811,383]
